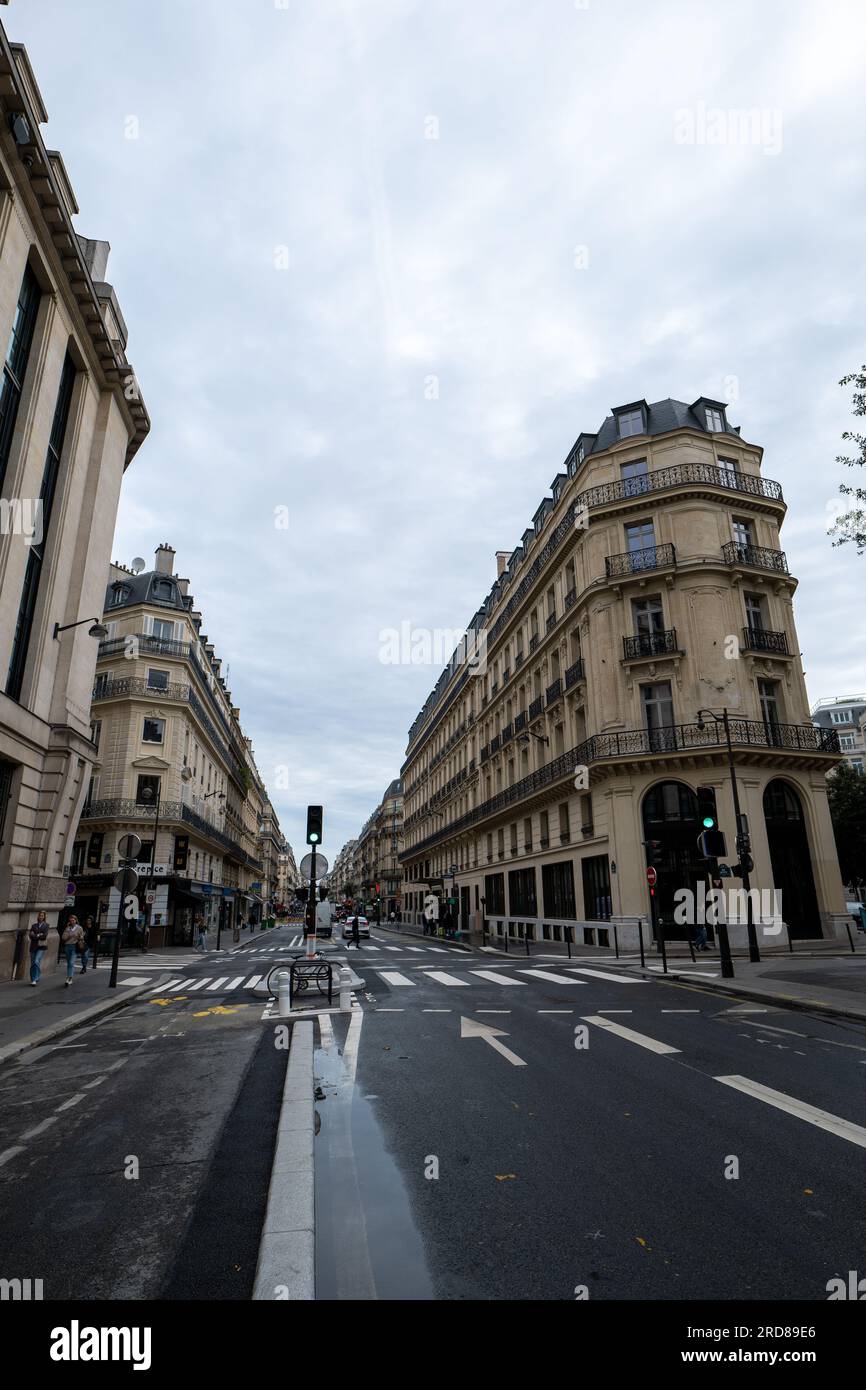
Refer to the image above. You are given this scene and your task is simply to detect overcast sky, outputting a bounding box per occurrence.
[13,0,866,858]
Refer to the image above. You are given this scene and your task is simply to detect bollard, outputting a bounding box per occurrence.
[339,964,352,1011]
[277,970,291,1018]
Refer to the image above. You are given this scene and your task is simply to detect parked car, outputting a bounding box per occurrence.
[342,915,370,939]
[846,901,866,933]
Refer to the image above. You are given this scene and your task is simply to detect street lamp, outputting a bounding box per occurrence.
[696,707,760,966]
[53,617,108,640]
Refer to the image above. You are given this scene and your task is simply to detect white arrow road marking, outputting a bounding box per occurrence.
[715,1075,866,1148]
[582,1015,681,1055]
[460,1015,526,1066]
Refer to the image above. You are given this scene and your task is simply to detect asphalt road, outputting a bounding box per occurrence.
[3,923,865,1305]
[314,928,866,1301]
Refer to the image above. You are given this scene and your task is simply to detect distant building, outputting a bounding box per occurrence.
[811,696,866,775]
[0,30,150,975]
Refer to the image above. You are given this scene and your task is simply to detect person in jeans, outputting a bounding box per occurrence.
[28,911,50,985]
[79,916,100,973]
[61,915,85,985]
[195,916,208,952]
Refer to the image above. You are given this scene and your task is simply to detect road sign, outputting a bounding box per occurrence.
[717,864,732,878]
[66,881,76,896]
[145,891,155,905]
[114,867,139,894]
[449,864,458,875]
[300,852,328,879]
[646,866,657,887]
[118,833,142,861]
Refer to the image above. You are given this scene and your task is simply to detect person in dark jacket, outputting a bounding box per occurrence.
[79,916,100,973]
[28,911,50,985]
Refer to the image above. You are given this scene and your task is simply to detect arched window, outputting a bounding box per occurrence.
[763,780,803,821]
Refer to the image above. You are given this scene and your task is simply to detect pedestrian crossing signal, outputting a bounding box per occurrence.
[306,805,323,845]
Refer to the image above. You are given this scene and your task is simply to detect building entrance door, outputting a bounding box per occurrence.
[763,780,821,938]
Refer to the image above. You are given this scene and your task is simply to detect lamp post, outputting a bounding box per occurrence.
[138,784,161,952]
[53,618,109,641]
[697,707,760,966]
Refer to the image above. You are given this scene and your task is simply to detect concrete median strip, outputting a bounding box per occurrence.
[253,1020,315,1300]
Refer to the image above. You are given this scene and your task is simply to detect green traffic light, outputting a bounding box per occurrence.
[310,833,319,842]
[702,816,715,828]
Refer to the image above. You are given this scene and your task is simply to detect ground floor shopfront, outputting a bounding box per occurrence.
[66,873,244,951]
[401,758,850,949]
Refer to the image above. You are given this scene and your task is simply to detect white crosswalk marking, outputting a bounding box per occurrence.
[206,977,229,990]
[225,976,246,990]
[422,971,469,987]
[383,947,403,952]
[404,947,424,953]
[363,945,381,952]
[185,979,209,991]
[425,947,451,953]
[470,970,527,986]
[170,978,198,991]
[378,971,415,987]
[245,975,262,990]
[148,978,183,992]
[519,969,585,984]
[567,968,647,984]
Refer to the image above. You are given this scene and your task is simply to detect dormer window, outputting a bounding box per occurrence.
[109,583,130,607]
[152,579,173,601]
[706,407,725,431]
[617,408,644,439]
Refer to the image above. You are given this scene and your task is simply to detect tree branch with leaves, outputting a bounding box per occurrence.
[830,367,866,552]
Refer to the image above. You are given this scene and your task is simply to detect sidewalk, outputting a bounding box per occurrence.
[621,952,866,1023]
[375,919,471,951]
[0,956,168,1065]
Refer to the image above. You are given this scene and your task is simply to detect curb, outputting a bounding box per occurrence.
[379,923,473,953]
[0,978,163,1067]
[630,967,866,1025]
[253,1019,315,1301]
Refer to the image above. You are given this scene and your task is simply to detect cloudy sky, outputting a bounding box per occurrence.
[13,0,866,857]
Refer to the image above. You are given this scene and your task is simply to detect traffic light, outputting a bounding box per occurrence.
[644,839,664,868]
[696,786,727,858]
[306,805,323,845]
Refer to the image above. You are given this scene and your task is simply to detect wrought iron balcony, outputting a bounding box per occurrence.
[743,626,789,654]
[78,799,262,870]
[501,667,510,683]
[623,628,679,660]
[529,633,539,651]
[515,651,524,668]
[580,461,784,509]
[605,543,677,578]
[489,734,500,754]
[546,612,557,631]
[565,659,585,688]
[546,678,562,704]
[93,675,188,702]
[722,541,789,573]
[564,587,577,610]
[501,722,513,745]
[529,695,544,720]
[514,710,527,732]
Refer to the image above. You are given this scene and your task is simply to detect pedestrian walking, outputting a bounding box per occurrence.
[350,914,361,950]
[79,916,100,974]
[28,910,50,985]
[691,922,709,952]
[61,915,84,986]
[195,916,208,952]
[232,918,240,944]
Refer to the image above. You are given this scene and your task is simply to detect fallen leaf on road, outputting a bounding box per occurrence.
[495,1174,517,1181]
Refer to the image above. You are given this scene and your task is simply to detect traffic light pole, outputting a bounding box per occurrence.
[306,844,317,959]
[720,708,760,964]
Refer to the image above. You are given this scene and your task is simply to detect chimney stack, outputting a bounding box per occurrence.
[154,543,175,575]
[495,550,510,578]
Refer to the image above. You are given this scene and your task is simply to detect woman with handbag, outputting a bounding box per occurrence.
[61,915,85,986]
[79,916,99,973]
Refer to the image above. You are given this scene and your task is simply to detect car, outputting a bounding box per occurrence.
[342,915,370,939]
[846,901,866,932]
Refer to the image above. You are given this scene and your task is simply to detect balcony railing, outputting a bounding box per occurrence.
[605,543,677,578]
[501,722,513,745]
[78,798,262,871]
[722,541,789,573]
[529,695,544,720]
[546,678,562,704]
[489,734,500,754]
[565,659,585,688]
[529,633,539,652]
[514,710,527,732]
[546,612,557,631]
[564,587,577,609]
[580,460,784,509]
[404,720,839,857]
[94,676,188,702]
[623,628,679,660]
[743,626,789,654]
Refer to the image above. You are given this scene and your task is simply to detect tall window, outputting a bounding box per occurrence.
[151,618,175,642]
[542,861,576,918]
[621,458,649,497]
[732,518,753,550]
[642,682,675,750]
[717,456,737,487]
[0,264,41,492]
[582,855,612,920]
[758,679,781,741]
[625,520,655,554]
[705,407,724,431]
[632,595,664,636]
[7,353,77,700]
[744,593,765,632]
[508,867,537,916]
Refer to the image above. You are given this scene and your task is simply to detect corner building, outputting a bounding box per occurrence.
[401,397,847,948]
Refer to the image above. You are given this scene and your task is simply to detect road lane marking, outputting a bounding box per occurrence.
[538,1009,573,1013]
[150,978,185,992]
[470,970,527,986]
[423,1009,452,1012]
[597,1009,633,1014]
[20,1117,58,1139]
[206,977,230,990]
[343,1008,364,1085]
[378,971,415,986]
[185,979,209,990]
[422,971,469,986]
[662,1009,700,1013]
[245,975,263,989]
[0,1147,26,1167]
[519,969,585,984]
[715,1075,866,1148]
[375,1008,404,1012]
[56,1094,87,1111]
[567,968,648,984]
[404,948,424,953]
[582,1016,681,1055]
[460,1015,526,1066]
[477,1010,510,1013]
[225,976,246,990]
[318,1015,334,1050]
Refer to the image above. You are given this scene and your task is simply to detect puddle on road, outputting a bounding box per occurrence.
[314,1041,433,1300]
